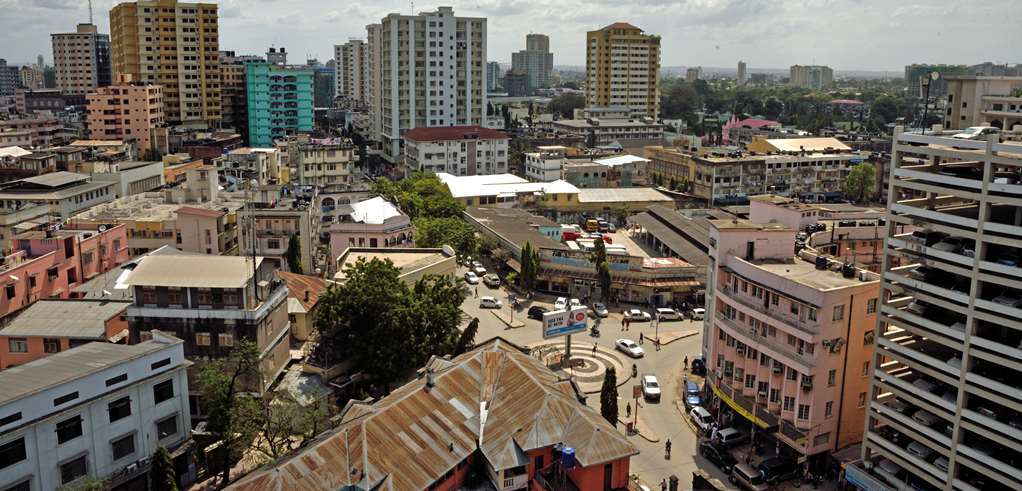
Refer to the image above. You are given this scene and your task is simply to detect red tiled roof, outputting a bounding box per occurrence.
[176,206,226,218]
[278,271,329,311]
[402,126,508,142]
[737,118,782,129]
[604,22,641,30]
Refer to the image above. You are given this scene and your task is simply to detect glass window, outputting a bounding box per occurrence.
[0,438,26,469]
[858,392,867,407]
[825,401,834,418]
[833,305,844,321]
[862,361,870,376]
[111,434,135,461]
[798,404,811,420]
[44,338,61,353]
[153,380,174,404]
[156,415,177,440]
[867,298,878,314]
[60,455,88,485]
[7,338,27,353]
[108,396,131,422]
[828,369,836,386]
[783,396,795,411]
[56,416,83,444]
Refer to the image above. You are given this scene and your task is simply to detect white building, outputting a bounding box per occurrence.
[334,39,370,110]
[0,332,192,490]
[224,147,282,185]
[368,7,487,163]
[402,126,508,176]
[287,140,356,188]
[524,145,567,181]
[789,65,833,89]
[943,75,1022,131]
[737,60,747,85]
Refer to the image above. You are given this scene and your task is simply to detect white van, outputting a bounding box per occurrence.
[691,308,706,320]
[656,308,682,321]
[480,296,502,309]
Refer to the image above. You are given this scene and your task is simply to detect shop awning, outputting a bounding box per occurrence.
[506,258,521,272]
[709,375,779,432]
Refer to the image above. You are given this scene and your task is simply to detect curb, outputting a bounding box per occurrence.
[618,416,660,443]
[490,310,525,329]
[657,329,700,346]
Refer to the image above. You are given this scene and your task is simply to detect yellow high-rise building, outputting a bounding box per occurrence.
[585,23,661,120]
[109,0,221,128]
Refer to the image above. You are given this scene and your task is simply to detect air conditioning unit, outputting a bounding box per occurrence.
[736,346,746,355]
[773,362,784,374]
[758,391,768,398]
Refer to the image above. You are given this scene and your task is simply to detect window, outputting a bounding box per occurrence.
[5,284,14,299]
[111,433,135,461]
[757,381,769,394]
[808,308,817,321]
[769,388,780,403]
[858,392,867,408]
[787,334,796,346]
[783,396,795,412]
[56,415,83,444]
[54,391,78,406]
[0,438,26,469]
[786,367,797,381]
[218,333,234,347]
[790,302,799,315]
[833,305,844,321]
[825,401,834,418]
[797,404,811,420]
[745,374,755,388]
[862,361,870,376]
[195,332,211,346]
[828,369,836,387]
[7,338,27,353]
[60,455,88,485]
[106,373,128,387]
[153,380,174,404]
[863,330,874,346]
[44,338,61,353]
[0,412,21,427]
[4,479,29,491]
[151,357,171,370]
[156,415,177,440]
[108,396,132,422]
[867,298,878,314]
[267,238,281,249]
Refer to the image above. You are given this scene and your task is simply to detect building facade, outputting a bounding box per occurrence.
[402,125,508,175]
[0,299,131,369]
[237,193,316,273]
[327,196,413,261]
[943,75,1022,131]
[51,23,112,97]
[585,23,661,119]
[738,60,747,85]
[369,7,487,163]
[288,140,355,187]
[510,33,553,92]
[219,51,256,141]
[334,39,370,109]
[0,59,19,97]
[789,65,833,89]
[524,145,567,181]
[485,61,501,91]
[245,62,314,147]
[109,0,221,128]
[86,74,164,153]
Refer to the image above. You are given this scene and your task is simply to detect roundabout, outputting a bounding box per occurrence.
[528,340,633,393]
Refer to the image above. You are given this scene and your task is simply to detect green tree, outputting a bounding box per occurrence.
[669,177,678,191]
[414,217,478,259]
[150,446,178,491]
[597,260,612,303]
[548,93,585,119]
[198,340,262,486]
[591,236,607,266]
[519,242,539,290]
[59,476,109,491]
[600,367,618,426]
[455,318,479,355]
[844,162,877,203]
[285,234,303,274]
[253,391,330,461]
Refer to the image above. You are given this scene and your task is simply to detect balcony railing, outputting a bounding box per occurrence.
[719,285,818,337]
[715,313,816,369]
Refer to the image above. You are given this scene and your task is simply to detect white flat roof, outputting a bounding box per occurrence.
[437,173,580,198]
[594,155,650,167]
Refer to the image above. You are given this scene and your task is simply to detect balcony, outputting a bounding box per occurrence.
[718,285,818,338]
[714,313,815,370]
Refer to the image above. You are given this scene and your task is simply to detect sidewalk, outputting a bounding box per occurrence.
[619,411,660,442]
[489,310,525,328]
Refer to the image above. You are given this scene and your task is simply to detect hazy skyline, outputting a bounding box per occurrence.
[2,0,1019,73]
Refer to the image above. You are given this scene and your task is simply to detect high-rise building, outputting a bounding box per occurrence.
[0,59,19,96]
[486,61,502,91]
[368,6,487,163]
[109,0,221,128]
[904,64,969,99]
[18,66,44,91]
[334,39,370,109]
[686,67,700,82]
[852,127,1022,491]
[511,33,553,92]
[738,60,748,85]
[789,65,833,89]
[219,50,257,139]
[366,23,382,142]
[312,64,335,108]
[51,23,112,97]
[942,75,1022,130]
[585,22,660,119]
[245,62,314,147]
[86,74,165,152]
[504,70,529,97]
[266,46,287,66]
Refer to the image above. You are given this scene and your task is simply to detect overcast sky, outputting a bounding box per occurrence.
[3,0,1019,72]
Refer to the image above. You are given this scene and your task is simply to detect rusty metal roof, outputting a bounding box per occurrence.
[229,338,638,491]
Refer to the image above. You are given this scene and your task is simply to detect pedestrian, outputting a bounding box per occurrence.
[474,286,478,298]
[626,403,631,418]
[684,355,689,370]
[660,479,667,491]
[639,332,644,344]
[593,343,598,355]
[655,338,661,351]
[711,425,720,443]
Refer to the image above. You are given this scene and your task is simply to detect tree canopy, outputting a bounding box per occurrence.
[600,367,618,426]
[285,234,303,274]
[844,162,877,203]
[548,93,585,119]
[372,172,480,258]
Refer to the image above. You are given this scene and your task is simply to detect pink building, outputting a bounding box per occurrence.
[86,74,165,154]
[327,196,413,261]
[0,223,129,320]
[704,218,879,468]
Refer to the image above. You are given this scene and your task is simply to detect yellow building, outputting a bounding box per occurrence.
[585,23,661,119]
[645,145,697,185]
[109,0,221,128]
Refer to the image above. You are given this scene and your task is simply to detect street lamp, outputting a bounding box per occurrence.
[920,71,940,134]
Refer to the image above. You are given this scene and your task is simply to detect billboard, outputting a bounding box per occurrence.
[542,306,588,339]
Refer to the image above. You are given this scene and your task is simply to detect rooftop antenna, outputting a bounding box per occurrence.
[88,0,93,24]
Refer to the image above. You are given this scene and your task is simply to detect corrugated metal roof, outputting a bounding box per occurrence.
[125,255,263,289]
[229,338,638,490]
[0,299,131,339]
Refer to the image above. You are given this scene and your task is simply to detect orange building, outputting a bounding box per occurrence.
[86,74,164,154]
[0,299,131,368]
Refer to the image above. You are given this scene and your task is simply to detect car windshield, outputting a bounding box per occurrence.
[646,380,659,388]
[748,473,765,485]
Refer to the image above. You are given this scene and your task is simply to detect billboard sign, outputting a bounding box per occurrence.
[542,306,588,339]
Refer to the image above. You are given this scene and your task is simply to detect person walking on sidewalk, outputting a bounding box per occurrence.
[639,332,644,344]
[684,355,689,371]
[593,343,598,355]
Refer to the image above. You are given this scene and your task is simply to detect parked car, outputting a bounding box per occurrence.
[689,406,714,433]
[623,309,652,322]
[906,441,932,460]
[690,356,707,376]
[730,463,770,491]
[934,456,949,473]
[480,296,502,309]
[991,293,1022,307]
[717,427,748,448]
[698,441,737,474]
[641,375,661,401]
[471,261,487,276]
[482,274,501,287]
[684,380,702,408]
[615,339,644,358]
[570,298,582,308]
[952,126,1000,141]
[554,297,568,310]
[591,302,609,318]
[875,460,904,487]
[528,306,549,320]
[691,307,706,320]
[463,271,480,284]
[932,237,965,253]
[758,457,800,484]
[655,307,682,321]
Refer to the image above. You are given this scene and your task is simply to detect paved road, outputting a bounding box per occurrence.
[458,269,733,488]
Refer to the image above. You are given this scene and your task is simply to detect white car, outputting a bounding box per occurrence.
[554,297,568,310]
[641,375,661,401]
[615,339,645,358]
[591,302,609,318]
[473,265,487,276]
[655,308,681,321]
[691,308,706,320]
[952,126,999,140]
[623,309,651,322]
[463,271,480,284]
[570,298,582,308]
[480,296,502,309]
[689,406,714,433]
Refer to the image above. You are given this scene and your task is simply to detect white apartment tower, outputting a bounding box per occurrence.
[368,6,487,163]
[738,60,748,85]
[334,39,371,109]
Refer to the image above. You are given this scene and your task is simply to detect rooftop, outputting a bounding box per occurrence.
[335,247,454,282]
[464,207,566,251]
[125,255,264,289]
[71,246,186,300]
[710,218,791,230]
[554,119,662,129]
[278,271,329,313]
[348,196,403,224]
[69,140,126,147]
[0,299,131,339]
[593,155,650,167]
[177,206,226,218]
[0,335,182,406]
[75,192,245,222]
[744,253,877,290]
[753,137,851,153]
[228,338,638,490]
[437,173,580,199]
[403,125,508,141]
[576,187,674,204]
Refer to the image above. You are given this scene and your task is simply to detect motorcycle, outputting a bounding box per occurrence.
[590,326,600,337]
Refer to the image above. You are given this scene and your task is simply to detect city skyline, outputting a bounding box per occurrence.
[3,0,1019,73]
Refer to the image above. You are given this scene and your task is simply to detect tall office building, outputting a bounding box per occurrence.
[219,50,258,139]
[850,128,1022,491]
[109,0,221,128]
[334,39,370,109]
[585,23,660,119]
[511,33,553,92]
[86,74,165,152]
[245,62,314,147]
[789,65,833,89]
[368,6,487,163]
[738,60,748,85]
[686,67,700,82]
[0,59,18,96]
[486,61,502,91]
[51,23,112,97]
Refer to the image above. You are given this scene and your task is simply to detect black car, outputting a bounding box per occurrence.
[758,456,799,484]
[528,306,549,320]
[698,441,737,474]
[690,356,707,376]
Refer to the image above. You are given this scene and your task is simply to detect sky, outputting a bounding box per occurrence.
[2,0,1020,73]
